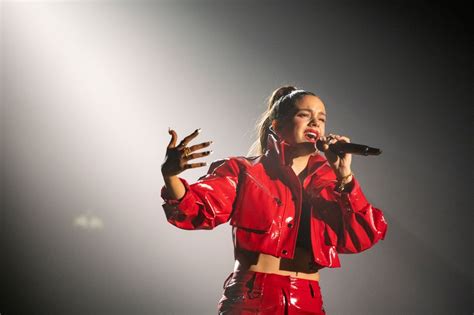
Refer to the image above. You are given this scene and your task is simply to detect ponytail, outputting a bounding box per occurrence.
[247,86,297,156]
[247,86,317,156]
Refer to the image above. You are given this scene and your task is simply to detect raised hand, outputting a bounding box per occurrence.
[161,128,213,178]
[320,134,352,180]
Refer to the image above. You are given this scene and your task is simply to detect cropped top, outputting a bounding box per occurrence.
[295,193,312,251]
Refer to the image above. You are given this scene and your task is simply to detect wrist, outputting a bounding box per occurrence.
[164,175,179,185]
[335,168,352,180]
[162,176,186,201]
[335,172,353,192]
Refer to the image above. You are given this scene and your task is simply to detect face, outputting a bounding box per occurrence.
[272,95,326,147]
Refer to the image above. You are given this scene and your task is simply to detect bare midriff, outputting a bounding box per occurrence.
[233,247,320,281]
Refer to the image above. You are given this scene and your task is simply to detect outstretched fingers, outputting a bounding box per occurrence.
[167,128,178,149]
[177,128,202,149]
[188,141,213,152]
[163,127,213,177]
[184,150,213,161]
[184,162,207,170]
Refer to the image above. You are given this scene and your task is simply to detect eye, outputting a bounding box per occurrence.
[297,112,310,117]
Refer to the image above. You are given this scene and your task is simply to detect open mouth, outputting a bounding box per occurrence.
[304,130,319,142]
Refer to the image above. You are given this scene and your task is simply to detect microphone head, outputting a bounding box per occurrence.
[367,147,382,155]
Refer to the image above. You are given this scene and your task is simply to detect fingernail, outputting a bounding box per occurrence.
[168,127,172,133]
[196,128,202,133]
[209,150,214,154]
[209,141,213,144]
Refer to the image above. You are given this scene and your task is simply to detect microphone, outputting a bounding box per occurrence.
[316,140,382,156]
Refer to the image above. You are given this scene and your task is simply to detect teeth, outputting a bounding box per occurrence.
[306,132,317,139]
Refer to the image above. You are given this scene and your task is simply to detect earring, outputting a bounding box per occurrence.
[268,125,282,143]
[269,125,282,139]
[269,125,276,135]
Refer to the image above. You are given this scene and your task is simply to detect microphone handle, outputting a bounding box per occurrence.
[316,140,382,156]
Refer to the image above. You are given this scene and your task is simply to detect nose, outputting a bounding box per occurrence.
[308,117,319,128]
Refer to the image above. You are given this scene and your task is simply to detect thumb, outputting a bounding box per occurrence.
[167,127,177,148]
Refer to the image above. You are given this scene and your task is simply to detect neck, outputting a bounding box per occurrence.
[284,146,312,178]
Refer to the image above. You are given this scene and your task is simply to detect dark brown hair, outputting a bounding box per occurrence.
[247,86,317,156]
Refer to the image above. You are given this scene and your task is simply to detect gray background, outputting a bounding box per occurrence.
[1,1,471,314]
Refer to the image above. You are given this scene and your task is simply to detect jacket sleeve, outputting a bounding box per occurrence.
[318,176,388,254]
[160,158,240,230]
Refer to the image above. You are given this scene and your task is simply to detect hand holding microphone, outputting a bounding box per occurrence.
[316,135,382,157]
[315,134,382,189]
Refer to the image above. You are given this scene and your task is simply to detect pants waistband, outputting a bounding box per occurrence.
[223,269,321,290]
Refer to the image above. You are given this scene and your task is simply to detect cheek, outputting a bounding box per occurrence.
[293,118,307,130]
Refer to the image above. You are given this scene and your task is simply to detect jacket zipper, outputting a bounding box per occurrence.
[244,171,282,206]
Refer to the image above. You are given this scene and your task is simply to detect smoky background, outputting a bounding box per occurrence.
[1,1,471,314]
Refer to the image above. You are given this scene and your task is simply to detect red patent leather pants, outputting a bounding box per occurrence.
[217,270,326,314]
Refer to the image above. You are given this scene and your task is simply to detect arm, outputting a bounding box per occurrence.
[317,134,387,253]
[161,158,240,230]
[318,176,388,253]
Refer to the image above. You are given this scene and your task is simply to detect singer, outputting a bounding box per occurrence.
[160,86,388,314]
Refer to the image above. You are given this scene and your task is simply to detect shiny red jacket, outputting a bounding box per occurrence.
[161,134,388,268]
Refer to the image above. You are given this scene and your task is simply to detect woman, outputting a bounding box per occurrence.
[160,86,388,314]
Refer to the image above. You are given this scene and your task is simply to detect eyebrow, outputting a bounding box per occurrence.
[297,109,326,116]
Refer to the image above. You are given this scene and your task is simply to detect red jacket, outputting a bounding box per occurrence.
[161,134,388,268]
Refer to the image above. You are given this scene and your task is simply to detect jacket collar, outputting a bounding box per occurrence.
[263,133,327,176]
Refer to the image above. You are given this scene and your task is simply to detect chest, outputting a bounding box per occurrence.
[229,165,333,233]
